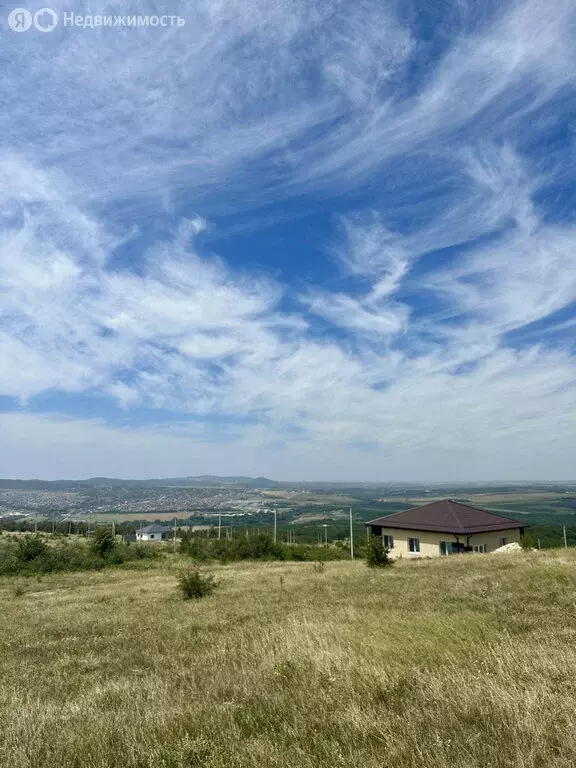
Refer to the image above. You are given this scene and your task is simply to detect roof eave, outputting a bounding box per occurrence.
[365,520,524,534]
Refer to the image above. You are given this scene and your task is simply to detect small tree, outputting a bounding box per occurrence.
[90,526,116,558]
[366,536,393,568]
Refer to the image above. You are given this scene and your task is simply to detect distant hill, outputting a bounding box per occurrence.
[0,476,280,490]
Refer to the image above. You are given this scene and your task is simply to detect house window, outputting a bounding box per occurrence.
[440,541,457,556]
[499,537,508,547]
[382,534,394,550]
[150,534,155,539]
[472,544,487,553]
[408,537,420,554]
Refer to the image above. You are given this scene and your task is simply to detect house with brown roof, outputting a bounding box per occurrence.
[365,499,525,558]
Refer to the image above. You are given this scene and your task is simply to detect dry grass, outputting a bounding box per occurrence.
[2,551,576,767]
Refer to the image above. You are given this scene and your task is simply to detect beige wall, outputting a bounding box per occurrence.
[376,527,521,558]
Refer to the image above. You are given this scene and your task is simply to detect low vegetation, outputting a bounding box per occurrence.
[2,549,576,767]
[177,568,219,600]
[0,530,161,576]
[179,531,349,563]
[366,535,393,567]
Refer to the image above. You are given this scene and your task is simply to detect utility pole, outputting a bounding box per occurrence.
[112,520,116,539]
[173,517,177,553]
[218,514,222,540]
[349,507,354,560]
[564,526,568,549]
[273,509,277,543]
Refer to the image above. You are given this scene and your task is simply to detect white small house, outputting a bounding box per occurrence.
[136,524,172,542]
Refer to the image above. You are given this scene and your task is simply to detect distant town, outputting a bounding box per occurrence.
[1,478,576,548]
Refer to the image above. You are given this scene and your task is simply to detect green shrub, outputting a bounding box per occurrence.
[366,537,393,568]
[15,535,47,562]
[180,534,347,564]
[131,544,160,560]
[0,542,22,576]
[180,536,210,561]
[178,569,219,600]
[90,527,116,558]
[521,533,537,550]
[102,541,163,566]
[0,534,161,577]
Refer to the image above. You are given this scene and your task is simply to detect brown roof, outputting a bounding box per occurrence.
[365,499,524,535]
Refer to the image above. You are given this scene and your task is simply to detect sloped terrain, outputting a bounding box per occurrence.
[2,551,576,767]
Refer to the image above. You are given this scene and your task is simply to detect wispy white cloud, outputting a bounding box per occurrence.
[1,0,573,212]
[303,213,409,336]
[425,224,576,336]
[0,0,575,479]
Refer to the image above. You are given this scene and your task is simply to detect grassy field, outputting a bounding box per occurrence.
[2,551,576,767]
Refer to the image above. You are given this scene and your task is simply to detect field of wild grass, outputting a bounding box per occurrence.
[2,550,576,767]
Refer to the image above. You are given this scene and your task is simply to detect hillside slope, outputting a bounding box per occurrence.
[2,551,576,767]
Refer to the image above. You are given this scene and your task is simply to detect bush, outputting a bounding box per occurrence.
[16,535,48,562]
[178,569,219,600]
[366,537,393,568]
[180,536,211,561]
[0,534,162,578]
[521,534,537,550]
[0,538,104,576]
[131,544,160,560]
[180,533,348,564]
[90,527,116,558]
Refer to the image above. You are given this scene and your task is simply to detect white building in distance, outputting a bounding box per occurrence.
[136,524,172,542]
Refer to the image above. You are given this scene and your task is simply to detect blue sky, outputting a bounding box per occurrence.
[0,0,575,480]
